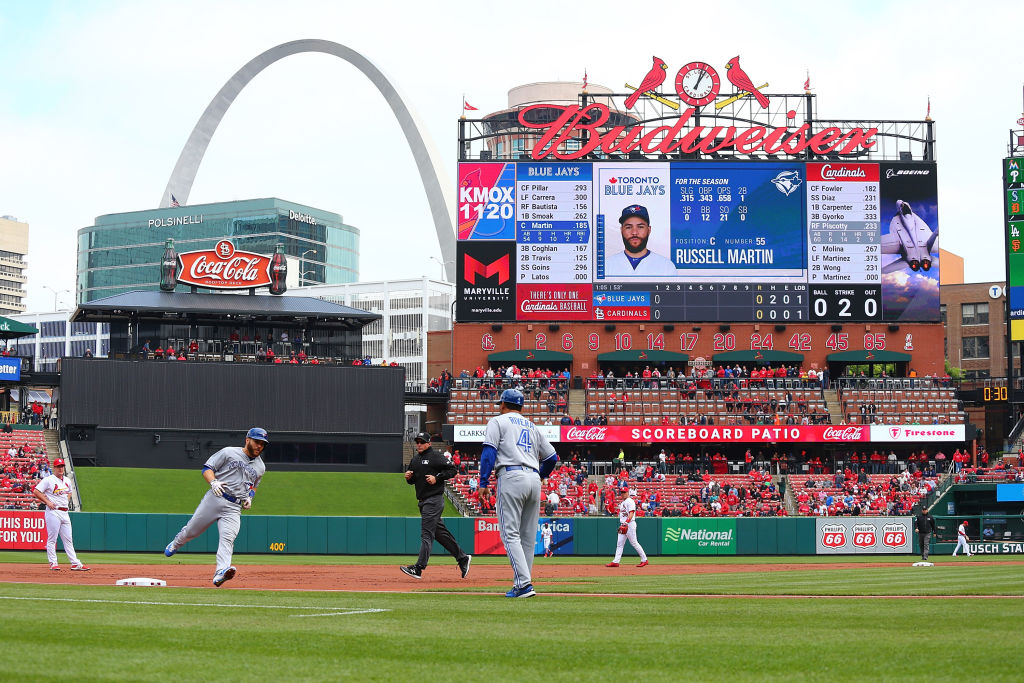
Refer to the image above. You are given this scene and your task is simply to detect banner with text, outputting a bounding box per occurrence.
[561,424,871,444]
[535,518,574,556]
[661,518,737,555]
[0,511,46,549]
[815,516,912,554]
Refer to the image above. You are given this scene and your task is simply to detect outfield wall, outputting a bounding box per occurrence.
[0,512,917,556]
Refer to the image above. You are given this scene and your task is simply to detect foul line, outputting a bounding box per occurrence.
[0,595,390,616]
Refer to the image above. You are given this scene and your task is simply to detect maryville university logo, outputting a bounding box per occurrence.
[822,426,864,441]
[821,524,846,548]
[882,523,908,548]
[852,524,876,548]
[177,240,272,289]
[564,426,609,441]
[463,254,510,285]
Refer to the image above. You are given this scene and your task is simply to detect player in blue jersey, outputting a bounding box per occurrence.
[479,389,559,598]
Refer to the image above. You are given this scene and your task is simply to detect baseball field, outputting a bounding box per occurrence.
[1,551,1022,681]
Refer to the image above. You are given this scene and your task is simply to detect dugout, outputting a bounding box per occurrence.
[63,292,404,472]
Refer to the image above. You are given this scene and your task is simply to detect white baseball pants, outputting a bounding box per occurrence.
[953,537,971,556]
[613,522,647,563]
[44,509,81,567]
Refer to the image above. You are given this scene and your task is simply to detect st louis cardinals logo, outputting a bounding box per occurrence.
[481,333,496,351]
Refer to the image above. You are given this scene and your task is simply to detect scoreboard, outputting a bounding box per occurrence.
[457,160,939,324]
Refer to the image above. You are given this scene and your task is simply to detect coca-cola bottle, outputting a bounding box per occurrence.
[269,243,287,295]
[159,239,177,291]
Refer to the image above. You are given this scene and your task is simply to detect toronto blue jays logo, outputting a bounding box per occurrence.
[771,170,802,196]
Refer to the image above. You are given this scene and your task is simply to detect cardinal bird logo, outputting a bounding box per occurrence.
[725,56,770,109]
[526,351,535,360]
[771,170,802,196]
[624,56,668,110]
[866,351,875,360]
[639,352,648,360]
[754,351,764,360]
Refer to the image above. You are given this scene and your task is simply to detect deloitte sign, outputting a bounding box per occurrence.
[662,519,736,555]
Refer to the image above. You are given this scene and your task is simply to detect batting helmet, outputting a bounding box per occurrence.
[246,427,270,444]
[498,388,525,407]
[53,458,65,467]
[414,432,431,444]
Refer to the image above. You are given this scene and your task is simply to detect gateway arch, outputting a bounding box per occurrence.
[160,39,455,280]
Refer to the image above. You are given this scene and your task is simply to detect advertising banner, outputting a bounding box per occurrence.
[456,241,516,322]
[815,516,912,554]
[869,425,965,442]
[453,424,561,443]
[473,517,506,555]
[535,518,573,556]
[0,511,46,549]
[0,360,21,382]
[176,240,273,290]
[661,518,737,555]
[560,424,871,444]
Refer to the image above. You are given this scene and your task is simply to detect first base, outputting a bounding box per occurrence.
[116,578,167,586]
[912,561,934,567]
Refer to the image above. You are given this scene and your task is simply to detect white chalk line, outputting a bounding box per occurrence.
[0,595,390,617]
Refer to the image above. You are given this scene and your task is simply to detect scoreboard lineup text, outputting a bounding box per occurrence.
[457,160,939,324]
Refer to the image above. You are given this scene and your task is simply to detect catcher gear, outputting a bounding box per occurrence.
[618,524,628,535]
[209,479,225,497]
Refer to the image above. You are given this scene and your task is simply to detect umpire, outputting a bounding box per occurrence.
[401,432,471,580]
[916,506,937,561]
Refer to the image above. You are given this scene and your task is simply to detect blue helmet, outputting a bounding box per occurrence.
[498,388,525,407]
[246,427,270,444]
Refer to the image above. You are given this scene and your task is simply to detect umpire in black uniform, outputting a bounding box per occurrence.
[916,507,937,561]
[401,433,472,579]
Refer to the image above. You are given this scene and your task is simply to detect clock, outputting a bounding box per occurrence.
[675,61,721,108]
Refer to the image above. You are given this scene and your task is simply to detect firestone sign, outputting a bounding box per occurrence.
[559,424,871,444]
[177,240,273,290]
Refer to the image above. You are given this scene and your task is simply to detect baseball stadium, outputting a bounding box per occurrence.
[4,42,1024,681]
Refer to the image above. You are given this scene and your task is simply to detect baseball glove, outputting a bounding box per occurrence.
[618,524,628,535]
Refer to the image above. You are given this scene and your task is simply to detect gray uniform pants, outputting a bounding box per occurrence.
[171,491,241,573]
[496,468,541,590]
[920,532,931,560]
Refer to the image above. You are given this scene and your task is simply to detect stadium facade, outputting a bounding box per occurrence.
[76,198,359,303]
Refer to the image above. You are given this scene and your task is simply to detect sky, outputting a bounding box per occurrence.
[1,0,1022,312]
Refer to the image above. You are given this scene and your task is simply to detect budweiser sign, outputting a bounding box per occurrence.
[177,240,273,290]
[519,104,879,161]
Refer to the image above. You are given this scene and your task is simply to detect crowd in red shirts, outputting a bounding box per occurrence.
[1,442,51,510]
[792,470,939,516]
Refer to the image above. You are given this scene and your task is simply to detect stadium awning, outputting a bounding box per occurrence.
[712,350,804,363]
[826,350,912,363]
[596,350,689,363]
[487,350,573,363]
[0,316,38,339]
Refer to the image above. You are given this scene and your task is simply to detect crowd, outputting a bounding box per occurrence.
[793,469,939,516]
[1,442,51,510]
[586,364,827,388]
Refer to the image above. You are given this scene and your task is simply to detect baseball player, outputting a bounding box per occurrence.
[32,458,89,571]
[164,427,268,587]
[606,488,648,568]
[952,520,974,557]
[541,522,553,558]
[480,388,559,598]
[400,432,471,580]
[606,205,677,277]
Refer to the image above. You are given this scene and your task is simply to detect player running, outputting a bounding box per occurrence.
[479,389,559,598]
[164,428,268,586]
[606,488,649,568]
[541,522,553,558]
[952,520,974,557]
[32,458,89,571]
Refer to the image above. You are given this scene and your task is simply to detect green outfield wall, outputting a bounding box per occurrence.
[31,513,920,556]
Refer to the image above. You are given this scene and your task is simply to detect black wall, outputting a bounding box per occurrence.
[60,359,404,471]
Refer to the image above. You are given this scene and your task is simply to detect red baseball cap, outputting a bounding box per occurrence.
[53,458,65,467]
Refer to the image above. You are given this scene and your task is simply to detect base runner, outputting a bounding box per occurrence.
[32,458,89,571]
[164,428,268,586]
[606,488,648,568]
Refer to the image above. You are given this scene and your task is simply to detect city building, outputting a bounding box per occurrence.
[9,309,109,372]
[0,215,29,314]
[77,198,359,303]
[941,282,1012,379]
[298,277,454,389]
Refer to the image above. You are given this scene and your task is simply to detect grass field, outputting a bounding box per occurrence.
[2,554,1022,681]
[73,468,458,516]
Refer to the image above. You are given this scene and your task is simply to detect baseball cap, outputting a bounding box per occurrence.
[53,458,65,467]
[246,427,270,444]
[619,204,650,224]
[414,432,431,443]
[498,388,525,407]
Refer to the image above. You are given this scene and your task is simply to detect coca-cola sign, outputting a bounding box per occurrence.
[177,240,273,290]
[558,425,871,443]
